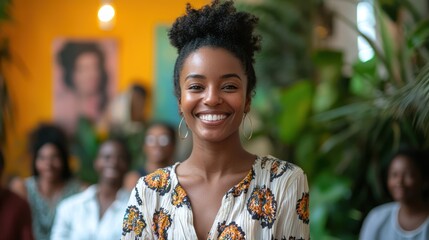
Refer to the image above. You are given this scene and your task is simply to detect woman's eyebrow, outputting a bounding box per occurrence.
[185,74,205,81]
[221,73,241,80]
[185,73,242,81]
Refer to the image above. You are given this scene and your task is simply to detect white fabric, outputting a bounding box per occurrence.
[360,202,429,240]
[51,185,130,240]
[121,155,310,239]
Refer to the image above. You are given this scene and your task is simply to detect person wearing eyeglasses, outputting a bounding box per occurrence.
[123,122,176,191]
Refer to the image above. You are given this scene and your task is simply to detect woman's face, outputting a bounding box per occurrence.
[95,141,129,183]
[35,143,63,181]
[179,47,250,143]
[144,125,175,165]
[387,155,424,203]
[73,52,101,96]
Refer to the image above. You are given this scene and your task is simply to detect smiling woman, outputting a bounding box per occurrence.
[360,149,429,240]
[121,1,310,239]
[9,123,81,240]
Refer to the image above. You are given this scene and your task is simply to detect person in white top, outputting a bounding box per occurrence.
[121,1,310,239]
[51,138,131,240]
[360,148,429,240]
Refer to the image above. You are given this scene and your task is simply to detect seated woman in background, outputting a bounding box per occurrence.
[51,138,131,240]
[123,121,176,191]
[10,123,81,240]
[360,148,429,240]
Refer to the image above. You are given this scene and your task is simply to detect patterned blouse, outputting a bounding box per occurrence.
[25,176,81,240]
[121,155,310,240]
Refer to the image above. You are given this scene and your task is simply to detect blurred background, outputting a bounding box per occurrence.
[1,0,428,239]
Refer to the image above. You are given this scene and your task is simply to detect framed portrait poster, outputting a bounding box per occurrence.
[52,38,118,135]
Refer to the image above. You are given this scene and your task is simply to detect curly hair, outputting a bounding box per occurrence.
[29,123,72,180]
[168,0,261,101]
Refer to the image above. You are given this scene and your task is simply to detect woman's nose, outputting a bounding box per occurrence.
[203,87,222,106]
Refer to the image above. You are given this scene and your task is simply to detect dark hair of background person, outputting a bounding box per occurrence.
[168,0,261,101]
[381,148,429,201]
[57,41,109,113]
[131,83,147,98]
[144,121,177,146]
[29,123,72,180]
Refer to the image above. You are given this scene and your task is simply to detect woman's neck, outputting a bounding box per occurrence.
[37,177,65,200]
[398,199,429,231]
[400,199,429,215]
[96,182,121,219]
[97,181,121,198]
[145,161,171,173]
[186,134,255,176]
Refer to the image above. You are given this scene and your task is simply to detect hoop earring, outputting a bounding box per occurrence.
[241,113,253,140]
[178,117,189,140]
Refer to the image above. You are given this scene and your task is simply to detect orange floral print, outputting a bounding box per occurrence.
[122,205,146,237]
[228,169,254,197]
[143,168,171,196]
[247,185,277,228]
[217,221,246,240]
[296,192,310,224]
[270,160,293,181]
[152,208,172,240]
[171,185,191,209]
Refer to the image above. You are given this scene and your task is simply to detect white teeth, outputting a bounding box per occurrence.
[199,114,226,121]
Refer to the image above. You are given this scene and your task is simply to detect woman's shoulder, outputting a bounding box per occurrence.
[251,155,307,190]
[8,176,30,199]
[368,202,398,216]
[363,202,398,226]
[255,155,305,175]
[138,164,177,194]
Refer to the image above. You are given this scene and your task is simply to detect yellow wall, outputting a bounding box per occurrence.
[3,0,209,179]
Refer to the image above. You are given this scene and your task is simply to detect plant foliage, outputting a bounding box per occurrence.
[239,0,428,238]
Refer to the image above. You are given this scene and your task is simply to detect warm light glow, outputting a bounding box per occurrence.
[98,4,115,22]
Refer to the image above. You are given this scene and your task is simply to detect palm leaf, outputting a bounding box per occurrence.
[387,63,429,135]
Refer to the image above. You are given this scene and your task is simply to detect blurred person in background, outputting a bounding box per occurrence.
[105,83,148,136]
[9,123,81,240]
[360,148,429,239]
[0,149,34,240]
[123,121,176,191]
[51,138,131,240]
[101,83,149,165]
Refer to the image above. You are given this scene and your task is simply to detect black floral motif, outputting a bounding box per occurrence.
[122,205,146,237]
[134,186,143,205]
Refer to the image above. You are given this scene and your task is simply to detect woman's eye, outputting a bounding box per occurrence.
[223,85,238,91]
[188,85,203,90]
